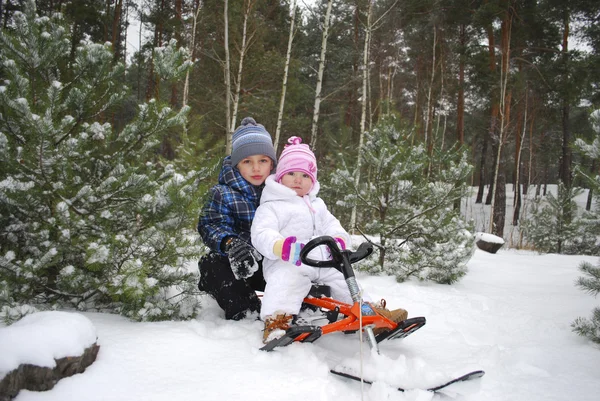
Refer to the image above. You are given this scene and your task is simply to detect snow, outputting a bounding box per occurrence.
[0,312,97,374]
[475,232,505,244]
[2,249,600,400]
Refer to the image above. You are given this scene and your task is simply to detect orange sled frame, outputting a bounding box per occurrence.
[261,236,425,352]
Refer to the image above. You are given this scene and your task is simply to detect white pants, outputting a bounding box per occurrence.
[260,260,358,320]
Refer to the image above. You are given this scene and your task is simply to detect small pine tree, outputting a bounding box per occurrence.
[572,261,600,344]
[571,110,600,342]
[326,117,474,284]
[0,1,206,323]
[522,183,585,254]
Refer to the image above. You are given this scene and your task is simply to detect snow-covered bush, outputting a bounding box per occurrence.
[521,184,590,254]
[572,261,600,344]
[324,116,474,284]
[525,109,600,256]
[571,109,600,342]
[0,1,205,322]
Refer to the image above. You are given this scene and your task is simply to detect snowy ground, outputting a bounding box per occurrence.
[3,247,600,401]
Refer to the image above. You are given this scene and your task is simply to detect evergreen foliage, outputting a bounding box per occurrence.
[525,110,600,256]
[572,261,600,344]
[521,183,590,254]
[326,117,474,284]
[0,1,206,323]
[571,108,600,343]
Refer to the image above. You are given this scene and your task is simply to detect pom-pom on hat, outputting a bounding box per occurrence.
[275,136,317,184]
[231,117,277,168]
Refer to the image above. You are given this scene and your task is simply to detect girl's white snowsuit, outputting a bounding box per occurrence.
[251,175,353,319]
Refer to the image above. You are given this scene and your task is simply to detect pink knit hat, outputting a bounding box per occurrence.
[275,136,318,184]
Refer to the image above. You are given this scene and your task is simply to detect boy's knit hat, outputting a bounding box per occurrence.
[275,136,317,183]
[231,117,277,168]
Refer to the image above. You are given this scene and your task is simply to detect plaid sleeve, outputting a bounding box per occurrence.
[197,186,237,254]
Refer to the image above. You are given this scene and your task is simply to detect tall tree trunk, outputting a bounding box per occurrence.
[145,0,164,102]
[182,0,202,142]
[224,0,232,153]
[275,0,297,152]
[349,0,373,233]
[412,55,422,144]
[523,106,535,195]
[344,3,360,134]
[137,5,143,101]
[170,0,182,107]
[560,11,572,193]
[424,24,437,162]
[232,0,256,135]
[484,22,498,206]
[309,0,333,150]
[104,0,111,43]
[112,0,123,62]
[475,128,489,204]
[489,10,512,236]
[512,88,527,226]
[456,23,465,145]
[586,160,596,211]
[183,0,202,110]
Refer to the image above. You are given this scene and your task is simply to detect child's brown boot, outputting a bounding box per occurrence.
[371,299,408,336]
[263,313,293,344]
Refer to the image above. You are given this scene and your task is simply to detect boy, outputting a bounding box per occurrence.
[197,117,276,320]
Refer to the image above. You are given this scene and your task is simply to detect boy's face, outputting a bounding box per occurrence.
[279,171,313,197]
[236,154,273,186]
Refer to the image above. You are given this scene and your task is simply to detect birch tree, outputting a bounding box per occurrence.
[309,0,333,151]
[224,0,232,153]
[349,0,373,233]
[182,0,202,142]
[489,7,513,237]
[231,0,256,135]
[349,0,397,231]
[274,0,297,152]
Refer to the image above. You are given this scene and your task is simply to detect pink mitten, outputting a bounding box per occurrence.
[335,237,347,250]
[273,236,305,266]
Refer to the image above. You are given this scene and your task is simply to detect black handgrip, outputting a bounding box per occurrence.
[300,236,374,268]
[300,236,341,268]
[348,241,374,263]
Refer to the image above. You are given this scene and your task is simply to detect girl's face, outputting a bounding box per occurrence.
[280,171,313,196]
[237,155,273,186]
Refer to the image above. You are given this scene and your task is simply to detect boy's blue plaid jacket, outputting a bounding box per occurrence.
[198,156,263,255]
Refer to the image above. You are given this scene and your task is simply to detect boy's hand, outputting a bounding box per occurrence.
[225,238,262,280]
[273,236,304,266]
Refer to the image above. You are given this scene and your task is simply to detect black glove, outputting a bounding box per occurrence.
[224,237,263,280]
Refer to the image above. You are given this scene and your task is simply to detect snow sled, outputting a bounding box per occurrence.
[260,235,485,393]
[261,235,426,352]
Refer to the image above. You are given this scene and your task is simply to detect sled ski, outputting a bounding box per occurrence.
[329,368,485,393]
[375,316,426,343]
[260,326,322,352]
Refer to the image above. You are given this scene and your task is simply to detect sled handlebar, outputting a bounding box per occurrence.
[300,235,373,269]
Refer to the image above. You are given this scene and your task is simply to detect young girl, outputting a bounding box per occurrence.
[251,136,407,343]
[197,117,277,321]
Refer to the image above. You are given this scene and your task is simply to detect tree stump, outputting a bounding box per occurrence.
[0,343,100,400]
[475,232,505,254]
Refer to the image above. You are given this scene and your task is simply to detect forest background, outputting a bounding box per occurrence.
[2,0,598,239]
[1,0,600,330]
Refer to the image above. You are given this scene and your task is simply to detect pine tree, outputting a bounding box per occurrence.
[572,261,600,344]
[570,109,600,343]
[0,1,205,323]
[522,110,600,256]
[326,116,474,284]
[521,183,585,254]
